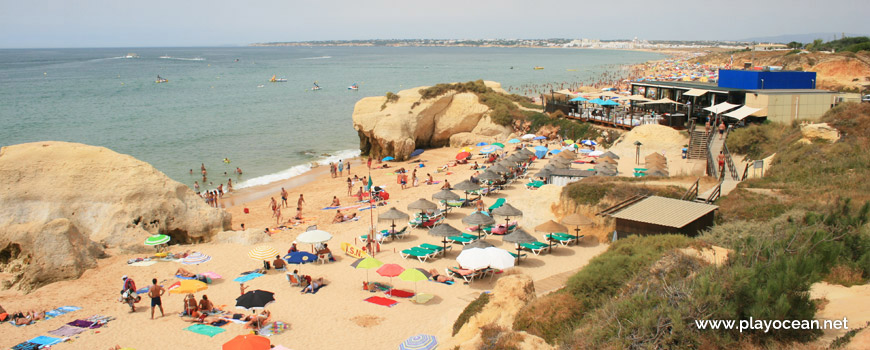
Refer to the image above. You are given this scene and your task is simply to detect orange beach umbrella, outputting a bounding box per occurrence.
[223,334,270,350]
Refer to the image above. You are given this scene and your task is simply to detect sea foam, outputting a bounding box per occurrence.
[234,149,361,189]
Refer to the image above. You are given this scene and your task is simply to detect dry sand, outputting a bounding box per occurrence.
[0,146,607,350]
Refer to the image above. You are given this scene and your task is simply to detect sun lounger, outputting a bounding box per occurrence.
[525,181,545,190]
[488,198,506,211]
[420,243,451,253]
[544,233,576,246]
[508,251,528,260]
[446,267,479,282]
[448,235,476,245]
[520,242,549,255]
[400,248,433,262]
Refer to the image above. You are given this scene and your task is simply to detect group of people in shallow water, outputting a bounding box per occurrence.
[192,163,242,208]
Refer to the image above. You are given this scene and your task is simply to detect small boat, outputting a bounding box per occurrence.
[533,66,544,70]
[348,83,359,90]
[311,82,321,91]
[270,75,287,83]
[125,53,139,59]
[155,75,168,83]
[159,55,172,59]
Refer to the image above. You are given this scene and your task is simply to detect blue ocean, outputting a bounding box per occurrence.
[0,46,662,190]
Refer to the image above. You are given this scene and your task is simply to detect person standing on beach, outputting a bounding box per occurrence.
[346,160,351,175]
[148,278,165,319]
[367,157,372,169]
[298,194,305,210]
[704,118,711,135]
[338,160,344,176]
[227,179,233,192]
[412,169,418,187]
[275,206,282,225]
[281,188,288,208]
[270,197,278,216]
[347,178,353,196]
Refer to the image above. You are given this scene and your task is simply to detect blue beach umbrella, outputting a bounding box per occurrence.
[569,96,588,102]
[399,334,438,350]
[480,145,502,154]
[382,156,395,161]
[533,136,546,140]
[549,149,562,154]
[581,140,597,146]
[507,138,521,144]
[410,149,424,157]
[475,142,488,147]
[588,98,606,105]
[284,251,318,264]
[533,146,549,158]
[601,100,620,106]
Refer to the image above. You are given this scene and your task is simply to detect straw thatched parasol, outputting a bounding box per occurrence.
[407,198,438,217]
[428,223,461,257]
[501,228,538,265]
[378,207,410,233]
[557,151,576,160]
[562,213,593,238]
[487,164,509,173]
[645,153,666,163]
[454,180,480,192]
[491,203,523,227]
[462,211,496,239]
[477,171,501,181]
[432,189,460,201]
[548,162,569,169]
[462,240,495,250]
[598,156,618,164]
[550,156,572,164]
[534,168,552,179]
[535,220,569,252]
[601,151,620,159]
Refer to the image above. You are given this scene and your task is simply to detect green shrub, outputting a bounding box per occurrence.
[512,292,582,344]
[726,122,797,159]
[453,292,491,335]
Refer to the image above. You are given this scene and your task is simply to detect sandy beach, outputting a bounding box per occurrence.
[0,145,609,350]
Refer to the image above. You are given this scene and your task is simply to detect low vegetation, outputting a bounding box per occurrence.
[561,176,685,208]
[380,91,400,110]
[453,292,491,335]
[418,80,542,127]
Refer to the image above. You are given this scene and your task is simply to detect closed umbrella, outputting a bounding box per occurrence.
[223,334,270,350]
[378,207,409,234]
[535,220,568,253]
[502,228,538,265]
[182,252,211,265]
[492,203,523,228]
[376,263,405,285]
[248,246,278,261]
[399,334,438,350]
[235,290,275,311]
[429,223,461,257]
[562,213,593,238]
[462,211,495,239]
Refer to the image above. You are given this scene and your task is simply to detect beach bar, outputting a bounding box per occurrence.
[606,196,718,238]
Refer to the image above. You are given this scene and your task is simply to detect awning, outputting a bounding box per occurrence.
[723,106,762,120]
[639,98,685,106]
[703,102,740,114]
[554,89,574,95]
[683,89,709,97]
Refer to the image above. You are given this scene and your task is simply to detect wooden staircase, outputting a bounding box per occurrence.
[687,130,709,159]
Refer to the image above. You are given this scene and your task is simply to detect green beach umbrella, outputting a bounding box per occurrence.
[399,268,431,296]
[144,234,170,246]
[492,142,506,148]
[351,257,384,283]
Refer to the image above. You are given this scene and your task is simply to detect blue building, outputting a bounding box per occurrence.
[718,70,817,90]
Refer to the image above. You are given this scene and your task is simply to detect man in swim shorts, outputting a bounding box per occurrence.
[148,278,165,319]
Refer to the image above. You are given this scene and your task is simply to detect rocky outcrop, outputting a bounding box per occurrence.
[800,122,840,143]
[352,81,513,160]
[0,141,231,291]
[446,274,553,350]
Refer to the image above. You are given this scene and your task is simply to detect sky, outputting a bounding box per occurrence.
[1,0,869,48]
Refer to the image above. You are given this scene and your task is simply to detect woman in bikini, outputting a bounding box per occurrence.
[428,269,454,283]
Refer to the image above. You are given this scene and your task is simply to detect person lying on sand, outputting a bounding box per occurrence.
[184,314,226,324]
[245,310,270,329]
[176,268,196,278]
[429,269,455,283]
[301,277,324,294]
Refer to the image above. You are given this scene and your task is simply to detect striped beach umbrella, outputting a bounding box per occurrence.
[399,334,438,350]
[182,252,211,265]
[144,234,170,246]
[480,145,502,154]
[248,246,279,261]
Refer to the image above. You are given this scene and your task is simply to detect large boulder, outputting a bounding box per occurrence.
[352,81,513,160]
[800,122,840,143]
[0,141,231,291]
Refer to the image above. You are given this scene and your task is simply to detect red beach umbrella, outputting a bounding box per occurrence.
[223,334,270,350]
[376,263,405,286]
[456,151,471,160]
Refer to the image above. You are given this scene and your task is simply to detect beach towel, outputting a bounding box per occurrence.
[200,271,223,279]
[431,279,455,285]
[258,321,291,336]
[385,289,415,298]
[11,342,40,350]
[321,206,340,210]
[85,315,115,325]
[359,202,387,211]
[176,274,196,280]
[27,335,63,347]
[184,324,226,337]
[45,305,81,319]
[365,296,398,307]
[233,273,264,283]
[48,324,89,337]
[68,319,94,328]
[129,260,157,267]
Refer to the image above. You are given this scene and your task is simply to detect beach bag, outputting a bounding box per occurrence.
[244,208,250,214]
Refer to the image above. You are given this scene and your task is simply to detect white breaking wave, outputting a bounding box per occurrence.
[234,149,361,189]
[160,56,206,61]
[300,56,332,60]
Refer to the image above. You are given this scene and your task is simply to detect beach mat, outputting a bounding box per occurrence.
[68,319,95,328]
[45,305,82,319]
[129,260,157,267]
[11,341,40,350]
[385,289,415,298]
[48,324,89,337]
[28,335,63,347]
[233,273,264,283]
[258,321,290,336]
[184,324,226,337]
[176,274,196,280]
[364,296,398,307]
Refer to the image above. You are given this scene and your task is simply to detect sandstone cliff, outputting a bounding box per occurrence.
[352,81,514,160]
[0,141,231,291]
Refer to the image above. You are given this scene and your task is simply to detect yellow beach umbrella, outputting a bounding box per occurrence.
[564,139,574,145]
[168,280,208,295]
[248,246,279,261]
[461,146,474,153]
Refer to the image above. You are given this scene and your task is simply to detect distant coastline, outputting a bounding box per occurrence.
[249,39,747,51]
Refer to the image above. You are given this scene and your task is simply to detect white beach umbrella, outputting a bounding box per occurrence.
[483,247,515,270]
[296,230,333,244]
[521,134,536,140]
[456,248,491,270]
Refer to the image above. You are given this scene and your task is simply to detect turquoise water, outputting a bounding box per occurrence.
[0,46,662,190]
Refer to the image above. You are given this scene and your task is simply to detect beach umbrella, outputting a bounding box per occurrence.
[578,149,593,154]
[407,198,438,218]
[144,234,170,246]
[453,180,480,203]
[507,138,521,144]
[464,240,495,250]
[601,100,620,106]
[295,230,333,244]
[432,189,460,201]
[533,146,549,158]
[581,140,597,146]
[399,334,438,350]
[456,248,491,270]
[410,149,424,157]
[284,251,317,264]
[429,223,461,257]
[378,207,409,233]
[562,213,594,238]
[462,211,495,239]
[168,279,208,295]
[601,151,620,159]
[488,164,509,173]
[548,161,569,169]
[533,136,547,141]
[223,334,270,350]
[460,146,474,153]
[569,96,588,102]
[558,151,576,160]
[492,203,523,228]
[351,257,383,283]
[564,139,575,145]
[377,263,405,285]
[382,156,395,162]
[588,150,604,157]
[598,156,617,164]
[535,220,568,253]
[502,228,538,265]
[492,142,506,149]
[483,247,515,270]
[480,145,502,154]
[645,153,666,163]
[588,98,606,105]
[506,154,525,163]
[182,252,211,265]
[550,156,572,164]
[455,151,471,160]
[235,290,275,311]
[477,171,501,182]
[521,134,536,140]
[248,246,279,261]
[398,268,430,297]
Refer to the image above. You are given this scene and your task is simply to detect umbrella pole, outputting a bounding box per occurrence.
[442,239,448,258]
[516,246,521,265]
